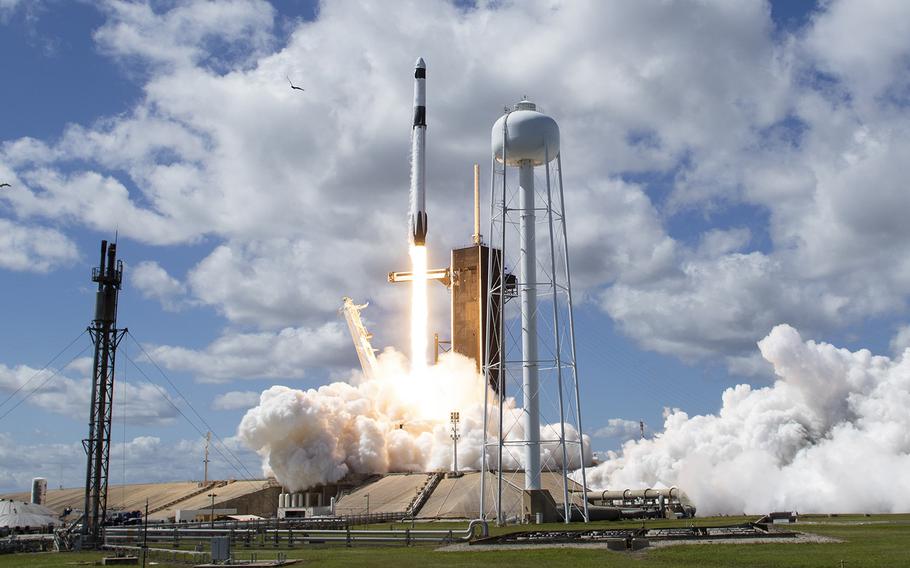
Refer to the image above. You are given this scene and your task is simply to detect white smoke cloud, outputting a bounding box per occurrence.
[238,350,591,491]
[583,324,910,514]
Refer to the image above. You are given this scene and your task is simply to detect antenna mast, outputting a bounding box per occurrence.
[204,431,211,484]
[450,411,461,474]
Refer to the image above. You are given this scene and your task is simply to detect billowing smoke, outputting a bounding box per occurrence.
[238,350,590,491]
[584,324,910,514]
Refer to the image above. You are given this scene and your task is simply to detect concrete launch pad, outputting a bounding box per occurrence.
[333,473,435,516]
[418,471,584,520]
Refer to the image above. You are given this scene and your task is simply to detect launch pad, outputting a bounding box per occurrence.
[362,62,588,526]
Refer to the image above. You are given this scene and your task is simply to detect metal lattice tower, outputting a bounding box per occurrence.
[81,240,127,547]
[481,99,589,524]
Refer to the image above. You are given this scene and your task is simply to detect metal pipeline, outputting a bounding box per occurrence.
[105,518,489,545]
[586,487,679,502]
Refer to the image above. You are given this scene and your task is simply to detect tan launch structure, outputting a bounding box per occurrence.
[1,480,281,522]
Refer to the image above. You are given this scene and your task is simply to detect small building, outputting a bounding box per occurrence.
[767,511,797,524]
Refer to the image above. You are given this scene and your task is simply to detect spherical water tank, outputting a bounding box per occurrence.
[492,100,560,166]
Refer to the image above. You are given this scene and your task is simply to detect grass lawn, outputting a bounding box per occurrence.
[2,514,907,567]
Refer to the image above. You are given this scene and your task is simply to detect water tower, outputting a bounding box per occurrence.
[481,99,589,523]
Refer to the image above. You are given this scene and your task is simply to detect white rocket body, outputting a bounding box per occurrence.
[409,57,427,246]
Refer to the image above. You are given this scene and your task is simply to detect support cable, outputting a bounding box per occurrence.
[0,329,88,412]
[121,337,128,505]
[121,353,256,483]
[125,332,258,481]
[124,331,258,482]
[0,343,92,423]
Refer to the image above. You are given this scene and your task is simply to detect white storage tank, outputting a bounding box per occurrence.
[491,100,560,166]
[31,477,47,505]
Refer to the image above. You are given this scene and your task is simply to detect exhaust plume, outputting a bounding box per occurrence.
[238,349,591,491]
[409,245,428,372]
[584,324,910,514]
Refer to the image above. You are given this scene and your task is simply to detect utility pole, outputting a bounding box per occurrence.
[640,420,645,440]
[81,240,127,548]
[203,431,211,484]
[208,492,217,528]
[141,498,148,568]
[450,411,461,473]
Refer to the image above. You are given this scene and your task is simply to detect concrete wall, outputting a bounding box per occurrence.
[216,486,282,519]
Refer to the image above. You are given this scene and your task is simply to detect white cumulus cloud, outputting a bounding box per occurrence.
[2,0,910,382]
[212,390,260,411]
[0,218,78,272]
[147,323,353,383]
[593,419,642,441]
[131,260,189,311]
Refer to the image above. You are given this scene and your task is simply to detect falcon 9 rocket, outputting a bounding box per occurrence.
[409,57,428,246]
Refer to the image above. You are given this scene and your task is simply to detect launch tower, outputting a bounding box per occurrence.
[449,165,505,394]
[81,240,127,547]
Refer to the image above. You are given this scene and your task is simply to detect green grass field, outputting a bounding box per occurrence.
[2,514,908,567]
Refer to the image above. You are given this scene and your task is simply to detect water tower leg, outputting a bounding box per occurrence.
[519,161,540,491]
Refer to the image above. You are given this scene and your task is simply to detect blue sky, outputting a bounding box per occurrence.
[2,0,910,494]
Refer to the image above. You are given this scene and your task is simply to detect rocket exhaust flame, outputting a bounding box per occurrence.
[409,244,428,373]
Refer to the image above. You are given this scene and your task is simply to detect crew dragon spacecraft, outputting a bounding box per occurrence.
[409,57,428,246]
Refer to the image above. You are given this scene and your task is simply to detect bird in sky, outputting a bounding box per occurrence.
[0,183,10,189]
[286,76,304,91]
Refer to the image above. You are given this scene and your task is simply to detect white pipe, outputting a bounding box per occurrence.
[519,160,540,491]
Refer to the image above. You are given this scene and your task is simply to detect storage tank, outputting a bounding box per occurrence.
[31,477,47,505]
[491,100,560,166]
